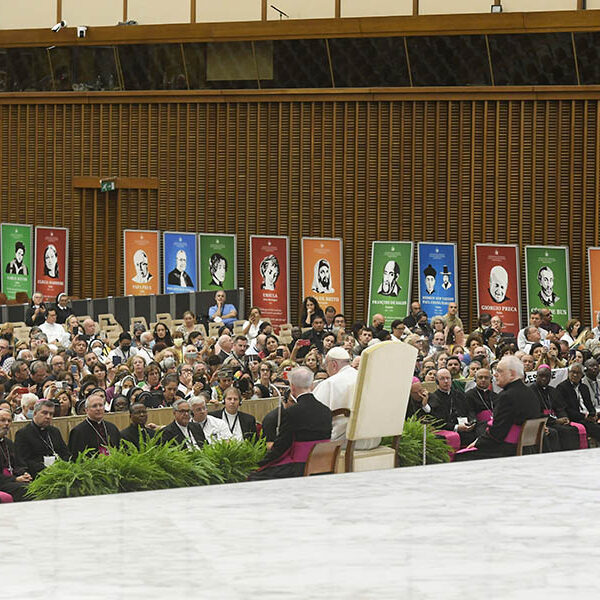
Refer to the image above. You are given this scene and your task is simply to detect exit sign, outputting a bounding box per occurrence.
[100,179,116,192]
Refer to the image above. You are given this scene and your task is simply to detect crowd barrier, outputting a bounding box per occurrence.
[0,289,245,333]
[8,396,278,443]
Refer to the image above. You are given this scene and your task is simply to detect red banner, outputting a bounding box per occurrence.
[34,226,68,301]
[475,244,521,336]
[250,236,290,329]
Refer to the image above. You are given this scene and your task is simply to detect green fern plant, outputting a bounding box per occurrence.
[384,416,452,467]
[26,435,268,501]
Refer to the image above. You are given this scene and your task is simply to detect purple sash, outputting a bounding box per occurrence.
[436,430,461,462]
[503,424,521,444]
[2,467,12,478]
[259,439,331,470]
[569,422,588,449]
[476,410,493,423]
[543,409,553,416]
[0,491,13,503]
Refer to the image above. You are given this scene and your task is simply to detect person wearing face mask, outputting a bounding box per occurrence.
[14,400,70,478]
[107,332,138,367]
[14,393,39,422]
[136,331,155,364]
[171,332,185,363]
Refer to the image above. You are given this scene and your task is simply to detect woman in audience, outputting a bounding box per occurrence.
[430,316,445,339]
[177,311,198,339]
[261,335,280,362]
[536,340,565,370]
[14,393,38,421]
[66,315,83,338]
[528,343,544,364]
[299,296,324,327]
[304,351,320,375]
[128,355,146,385]
[143,362,162,392]
[92,362,108,390]
[322,332,336,354]
[54,293,73,324]
[153,322,173,348]
[242,307,264,343]
[561,318,581,347]
[568,348,585,365]
[111,395,130,413]
[54,388,74,417]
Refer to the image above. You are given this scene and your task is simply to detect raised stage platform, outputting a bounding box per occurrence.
[3,449,599,599]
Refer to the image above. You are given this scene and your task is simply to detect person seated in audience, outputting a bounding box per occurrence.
[38,307,69,347]
[25,292,47,327]
[422,368,475,446]
[465,368,497,438]
[107,332,137,368]
[299,296,324,328]
[241,307,263,343]
[190,394,232,444]
[14,399,70,478]
[456,356,540,460]
[215,334,233,363]
[517,310,548,350]
[159,374,179,407]
[208,290,237,328]
[0,408,31,501]
[159,399,205,449]
[298,315,327,359]
[223,335,249,374]
[529,365,579,451]
[13,393,38,422]
[582,358,600,414]
[211,369,233,404]
[53,386,74,417]
[153,322,173,348]
[352,327,373,357]
[249,367,332,480]
[5,359,32,395]
[136,331,155,364]
[407,379,430,419]
[210,385,256,441]
[314,346,380,450]
[119,403,156,448]
[80,318,101,343]
[176,364,194,400]
[445,356,466,392]
[556,363,600,440]
[561,319,581,347]
[68,389,120,459]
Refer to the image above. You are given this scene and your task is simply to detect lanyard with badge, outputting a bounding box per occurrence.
[37,428,59,467]
[223,412,239,434]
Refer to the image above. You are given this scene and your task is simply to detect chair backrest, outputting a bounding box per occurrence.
[98,313,118,329]
[208,322,221,337]
[195,323,208,338]
[171,319,184,330]
[156,313,172,328]
[516,417,547,456]
[303,440,343,476]
[130,316,149,333]
[232,319,246,335]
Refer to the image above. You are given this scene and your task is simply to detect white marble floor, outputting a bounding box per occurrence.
[2,449,600,599]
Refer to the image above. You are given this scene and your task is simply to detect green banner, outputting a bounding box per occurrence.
[197,233,237,291]
[368,241,413,324]
[525,245,570,328]
[1,223,33,300]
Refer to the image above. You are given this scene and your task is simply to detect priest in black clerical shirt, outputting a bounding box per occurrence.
[0,408,32,501]
[14,400,70,478]
[120,403,156,449]
[464,368,497,438]
[68,389,120,459]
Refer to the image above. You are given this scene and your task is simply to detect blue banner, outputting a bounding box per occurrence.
[417,242,457,318]
[163,232,198,294]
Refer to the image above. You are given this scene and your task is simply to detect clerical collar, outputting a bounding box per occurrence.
[225,409,238,417]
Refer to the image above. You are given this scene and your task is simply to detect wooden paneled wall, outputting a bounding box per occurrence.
[0,90,598,328]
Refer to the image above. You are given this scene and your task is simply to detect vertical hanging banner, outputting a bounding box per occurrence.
[250,235,290,328]
[588,247,600,328]
[301,237,344,314]
[417,242,458,318]
[198,233,237,291]
[525,245,570,328]
[474,244,521,336]
[1,223,33,299]
[163,232,198,294]
[124,230,160,296]
[34,226,69,301]
[367,241,413,323]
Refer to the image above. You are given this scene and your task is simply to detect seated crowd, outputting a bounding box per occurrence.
[1,290,600,501]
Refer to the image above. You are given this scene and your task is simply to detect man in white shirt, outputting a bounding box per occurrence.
[517,310,548,350]
[107,332,138,366]
[190,395,232,444]
[313,346,380,450]
[39,307,70,347]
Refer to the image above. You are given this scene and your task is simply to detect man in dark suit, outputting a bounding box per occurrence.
[0,408,31,502]
[249,366,332,480]
[529,365,579,451]
[14,400,70,478]
[456,356,540,460]
[68,390,121,459]
[159,399,205,449]
[210,386,256,441]
[425,368,475,447]
[556,362,600,442]
[120,403,156,449]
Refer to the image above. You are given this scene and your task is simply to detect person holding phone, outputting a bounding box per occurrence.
[107,332,138,367]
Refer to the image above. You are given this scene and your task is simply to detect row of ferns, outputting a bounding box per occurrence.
[25,417,451,501]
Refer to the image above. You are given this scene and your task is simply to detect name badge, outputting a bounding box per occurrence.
[457,417,468,426]
[43,455,56,467]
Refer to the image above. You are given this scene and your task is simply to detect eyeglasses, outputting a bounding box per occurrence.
[175,409,191,414]
[181,369,193,374]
